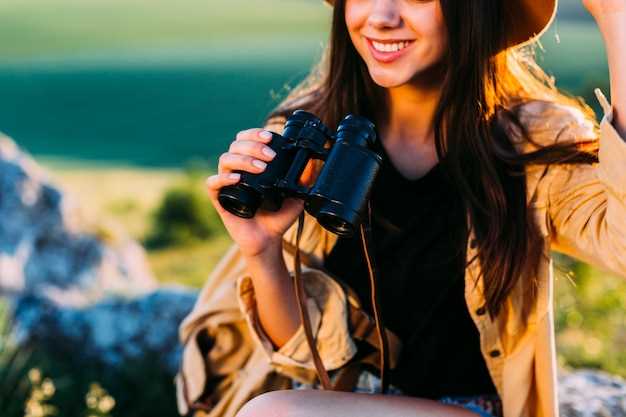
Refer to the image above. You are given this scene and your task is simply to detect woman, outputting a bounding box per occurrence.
[179,0,626,416]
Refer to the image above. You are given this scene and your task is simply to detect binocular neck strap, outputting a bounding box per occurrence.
[293,211,332,389]
[359,200,390,394]
[293,200,390,394]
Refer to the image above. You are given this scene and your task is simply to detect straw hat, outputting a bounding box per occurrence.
[322,0,557,48]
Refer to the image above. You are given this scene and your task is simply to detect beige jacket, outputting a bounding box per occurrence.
[175,90,626,417]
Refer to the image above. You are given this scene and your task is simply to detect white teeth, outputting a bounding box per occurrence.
[372,40,410,53]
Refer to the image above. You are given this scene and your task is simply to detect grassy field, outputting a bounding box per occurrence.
[0,0,331,59]
[45,165,232,288]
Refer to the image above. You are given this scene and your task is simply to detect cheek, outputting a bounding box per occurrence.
[407,6,448,62]
[431,12,448,57]
[344,1,368,43]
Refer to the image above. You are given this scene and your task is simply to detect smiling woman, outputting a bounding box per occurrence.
[346,0,447,83]
[179,0,626,416]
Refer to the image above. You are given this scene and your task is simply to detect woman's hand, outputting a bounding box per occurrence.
[582,0,626,137]
[582,0,625,21]
[206,128,316,259]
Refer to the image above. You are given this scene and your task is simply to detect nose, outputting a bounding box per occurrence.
[367,0,402,29]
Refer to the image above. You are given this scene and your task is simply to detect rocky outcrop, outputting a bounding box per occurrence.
[13,286,196,374]
[560,370,626,417]
[0,134,194,373]
[0,135,156,307]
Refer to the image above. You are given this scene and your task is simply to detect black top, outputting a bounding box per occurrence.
[323,137,497,399]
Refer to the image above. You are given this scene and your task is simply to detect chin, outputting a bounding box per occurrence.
[368,70,413,89]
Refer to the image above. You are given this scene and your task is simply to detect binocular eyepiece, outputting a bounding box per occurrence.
[218,110,382,238]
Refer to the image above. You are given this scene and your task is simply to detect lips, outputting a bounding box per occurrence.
[365,37,415,64]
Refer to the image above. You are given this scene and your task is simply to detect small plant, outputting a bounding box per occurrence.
[24,368,57,417]
[84,383,115,417]
[144,170,223,249]
[0,300,36,417]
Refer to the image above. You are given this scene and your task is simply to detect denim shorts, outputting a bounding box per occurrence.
[292,369,503,417]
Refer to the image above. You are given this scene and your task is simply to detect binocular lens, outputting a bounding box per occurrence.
[317,212,355,238]
[218,185,262,219]
[315,203,357,237]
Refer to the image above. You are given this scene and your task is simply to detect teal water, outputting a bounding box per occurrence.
[0,62,314,167]
[0,40,325,168]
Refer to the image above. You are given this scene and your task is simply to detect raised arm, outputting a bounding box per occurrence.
[583,0,626,136]
[543,101,626,278]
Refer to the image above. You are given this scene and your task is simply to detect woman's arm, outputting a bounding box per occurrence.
[583,0,626,136]
[242,242,302,348]
[236,215,359,379]
[543,102,626,278]
[544,1,626,278]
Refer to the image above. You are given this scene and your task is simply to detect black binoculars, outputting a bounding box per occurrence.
[217,110,383,238]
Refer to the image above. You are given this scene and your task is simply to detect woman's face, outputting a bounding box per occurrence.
[345,0,447,88]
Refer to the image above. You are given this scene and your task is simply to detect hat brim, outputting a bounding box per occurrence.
[322,0,557,48]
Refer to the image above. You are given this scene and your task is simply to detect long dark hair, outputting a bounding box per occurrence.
[266,0,598,321]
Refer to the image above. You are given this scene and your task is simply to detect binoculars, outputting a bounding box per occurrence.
[217,110,383,238]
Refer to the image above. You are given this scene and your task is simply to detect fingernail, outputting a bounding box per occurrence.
[252,159,267,169]
[259,131,272,140]
[262,147,276,158]
[229,173,241,180]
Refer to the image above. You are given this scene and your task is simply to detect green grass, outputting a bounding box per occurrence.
[148,236,233,288]
[48,165,234,288]
[554,260,626,376]
[0,0,331,59]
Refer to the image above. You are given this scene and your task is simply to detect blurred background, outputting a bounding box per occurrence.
[0,0,623,416]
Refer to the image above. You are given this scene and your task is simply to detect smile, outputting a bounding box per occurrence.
[371,40,412,52]
[365,37,415,63]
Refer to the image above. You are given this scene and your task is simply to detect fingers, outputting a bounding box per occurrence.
[207,128,277,215]
[217,130,277,176]
[218,152,270,175]
[236,128,274,143]
[205,172,241,208]
[228,139,277,163]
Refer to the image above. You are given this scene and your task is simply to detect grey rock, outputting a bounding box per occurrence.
[0,135,157,306]
[559,370,626,417]
[0,133,191,374]
[13,287,197,374]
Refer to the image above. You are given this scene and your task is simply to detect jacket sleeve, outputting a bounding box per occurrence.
[175,243,255,415]
[236,262,358,384]
[546,89,626,277]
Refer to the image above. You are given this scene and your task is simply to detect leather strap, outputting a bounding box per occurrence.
[282,239,402,365]
[359,200,390,393]
[293,211,332,389]
[292,201,392,393]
